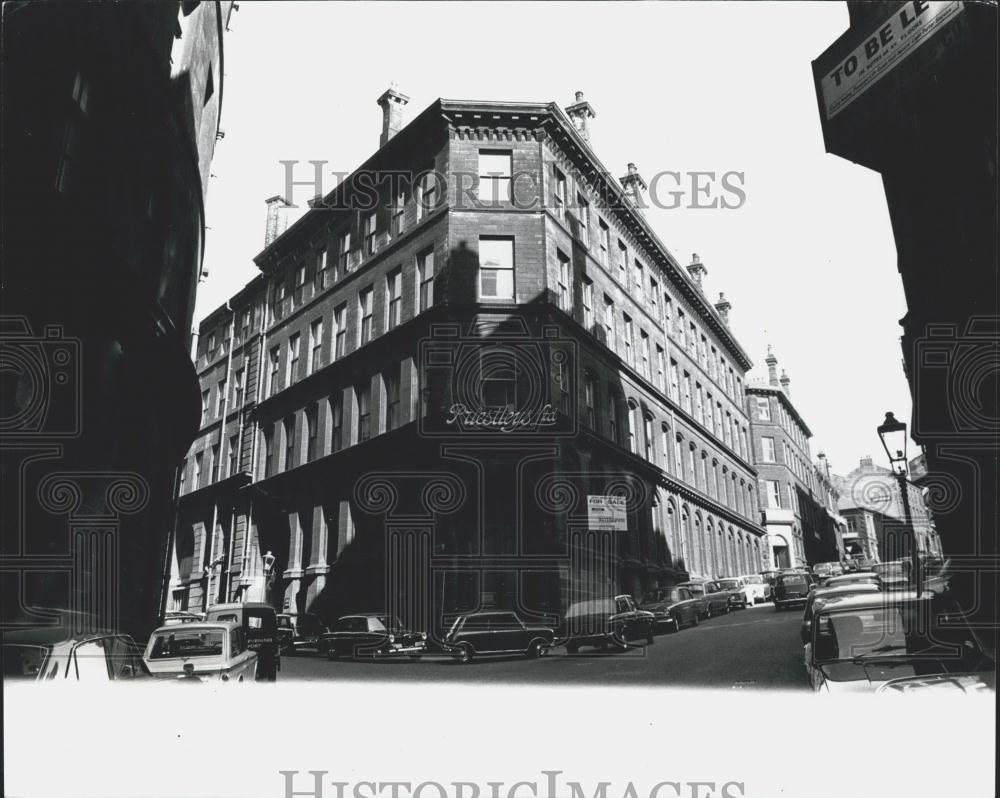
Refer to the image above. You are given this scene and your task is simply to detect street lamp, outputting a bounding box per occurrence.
[876,412,920,591]
[261,550,276,604]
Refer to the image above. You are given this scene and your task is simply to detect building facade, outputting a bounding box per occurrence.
[1,1,233,639]
[745,349,843,569]
[169,90,766,633]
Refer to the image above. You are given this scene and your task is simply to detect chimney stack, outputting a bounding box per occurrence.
[619,163,648,210]
[714,292,731,324]
[687,253,707,291]
[860,455,874,468]
[377,86,409,148]
[817,452,831,479]
[780,369,791,395]
[765,345,779,387]
[564,90,596,142]
[264,195,291,247]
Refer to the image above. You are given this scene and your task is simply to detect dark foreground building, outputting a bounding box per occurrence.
[168,90,767,634]
[813,2,997,635]
[1,1,233,639]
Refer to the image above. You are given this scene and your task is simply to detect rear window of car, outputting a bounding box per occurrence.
[779,575,808,587]
[565,600,616,618]
[3,644,51,680]
[148,630,225,659]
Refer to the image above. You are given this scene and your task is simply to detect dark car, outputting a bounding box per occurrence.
[639,586,700,632]
[319,614,426,660]
[276,612,326,655]
[872,560,912,590]
[204,602,280,681]
[443,611,555,663]
[560,595,655,653]
[678,580,731,618]
[800,583,881,644]
[773,571,813,611]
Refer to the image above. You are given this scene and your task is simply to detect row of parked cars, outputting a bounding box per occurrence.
[795,563,996,694]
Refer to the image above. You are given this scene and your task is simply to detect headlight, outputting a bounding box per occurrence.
[388,634,395,643]
[421,632,428,641]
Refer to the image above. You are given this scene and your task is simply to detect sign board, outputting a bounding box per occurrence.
[587,495,627,532]
[819,1,964,119]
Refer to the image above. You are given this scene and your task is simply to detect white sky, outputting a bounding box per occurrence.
[198,1,914,477]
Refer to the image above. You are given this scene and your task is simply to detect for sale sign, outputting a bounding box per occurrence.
[587,495,627,532]
[819,0,964,120]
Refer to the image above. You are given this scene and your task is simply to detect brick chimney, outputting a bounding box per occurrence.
[264,195,290,247]
[765,345,779,387]
[619,163,647,210]
[860,455,874,468]
[817,451,831,479]
[377,86,409,148]
[564,90,596,143]
[714,292,731,324]
[780,369,791,395]
[687,253,707,291]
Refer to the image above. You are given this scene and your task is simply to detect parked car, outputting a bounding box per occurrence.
[811,562,844,582]
[204,602,279,681]
[800,583,881,644]
[678,580,731,618]
[143,621,258,683]
[443,611,555,663]
[716,577,753,609]
[319,614,426,660]
[639,586,701,631]
[872,560,912,590]
[3,622,151,682]
[825,572,881,590]
[805,592,994,694]
[277,612,326,655]
[161,611,204,626]
[773,571,814,611]
[560,595,655,653]
[738,574,770,604]
[875,671,996,694]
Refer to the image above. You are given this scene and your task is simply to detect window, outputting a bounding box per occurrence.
[576,193,589,232]
[363,212,377,256]
[582,276,594,332]
[479,150,512,203]
[655,345,666,393]
[644,414,653,462]
[315,247,329,289]
[417,247,435,312]
[705,393,715,435]
[622,314,634,367]
[216,379,226,417]
[228,434,239,477]
[695,383,704,424]
[417,168,438,220]
[391,189,405,236]
[608,388,619,443]
[194,451,203,488]
[766,480,782,509]
[617,240,628,283]
[756,397,771,421]
[306,404,318,462]
[650,277,659,318]
[634,260,645,300]
[556,250,571,313]
[663,294,673,337]
[603,296,616,352]
[552,164,566,220]
[330,393,343,452]
[210,443,220,482]
[556,358,570,412]
[639,331,650,380]
[309,318,323,374]
[700,334,708,369]
[359,287,374,345]
[688,322,697,356]
[627,401,639,453]
[669,360,680,401]
[584,374,597,429]
[294,264,306,304]
[287,333,300,385]
[263,426,274,478]
[682,372,692,414]
[200,390,209,424]
[338,231,351,275]
[687,446,696,485]
[480,349,517,408]
[674,435,684,479]
[284,416,295,471]
[478,237,514,300]
[272,280,286,321]
[386,267,402,330]
[761,437,776,462]
[268,346,280,396]
[598,219,610,266]
[333,304,346,359]
[384,367,400,431]
[661,425,671,472]
[357,383,371,442]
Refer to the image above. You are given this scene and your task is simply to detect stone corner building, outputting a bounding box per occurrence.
[168,91,766,631]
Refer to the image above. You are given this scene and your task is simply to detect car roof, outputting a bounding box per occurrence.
[813,584,880,597]
[3,625,120,646]
[150,621,239,634]
[814,591,930,613]
[207,602,274,612]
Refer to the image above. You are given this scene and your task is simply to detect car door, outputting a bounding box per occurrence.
[677,588,696,624]
[460,615,491,652]
[614,596,637,639]
[106,635,149,680]
[494,613,530,652]
[71,638,112,682]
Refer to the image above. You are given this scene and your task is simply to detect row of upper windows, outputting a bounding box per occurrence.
[752,395,807,451]
[757,435,816,489]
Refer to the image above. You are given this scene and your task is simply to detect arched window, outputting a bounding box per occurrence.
[661,423,671,473]
[644,412,654,462]
[693,512,704,574]
[705,518,716,577]
[626,399,639,454]
[666,498,679,567]
[681,505,692,573]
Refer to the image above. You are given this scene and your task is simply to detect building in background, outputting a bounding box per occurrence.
[832,456,941,565]
[168,89,767,631]
[745,348,843,568]
[1,1,234,640]
[812,2,996,631]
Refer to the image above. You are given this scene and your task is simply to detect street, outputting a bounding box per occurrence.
[280,603,809,689]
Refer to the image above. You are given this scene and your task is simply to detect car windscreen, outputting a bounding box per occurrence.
[717,580,739,589]
[148,630,225,659]
[744,576,762,584]
[778,576,808,589]
[376,616,404,631]
[874,563,906,579]
[3,644,52,679]
[565,599,616,618]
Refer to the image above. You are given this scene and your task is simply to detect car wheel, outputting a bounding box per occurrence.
[705,606,712,619]
[526,640,543,659]
[670,613,681,631]
[454,643,473,664]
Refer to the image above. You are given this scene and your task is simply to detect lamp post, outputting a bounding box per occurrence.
[876,411,921,592]
[261,550,276,605]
